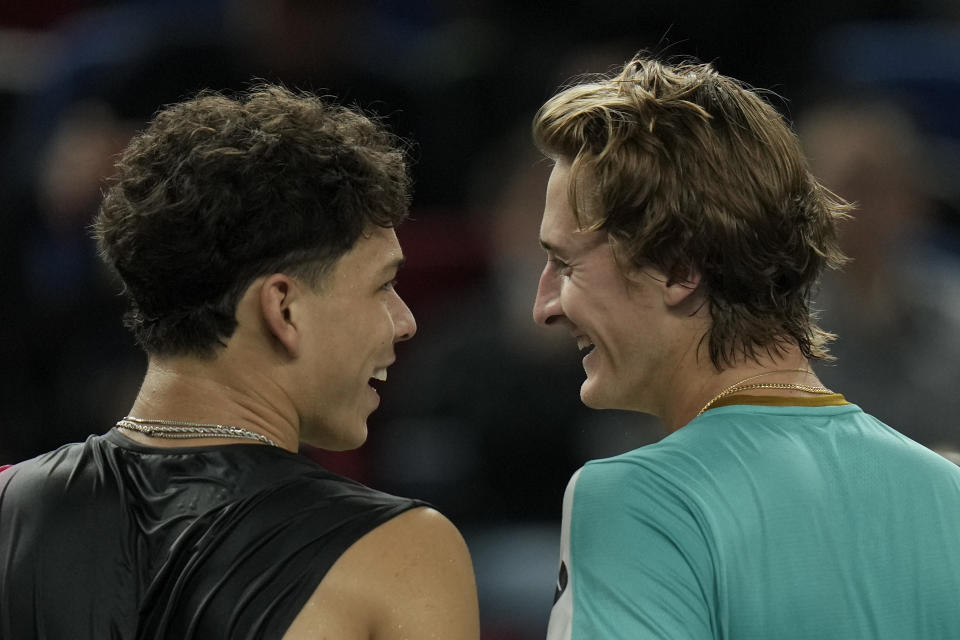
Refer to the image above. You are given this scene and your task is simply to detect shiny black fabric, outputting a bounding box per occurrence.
[0,430,425,639]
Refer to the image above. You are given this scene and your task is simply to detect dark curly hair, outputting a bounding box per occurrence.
[95,84,411,357]
[533,55,851,369]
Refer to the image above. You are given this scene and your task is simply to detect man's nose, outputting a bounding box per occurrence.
[393,294,417,342]
[533,264,563,327]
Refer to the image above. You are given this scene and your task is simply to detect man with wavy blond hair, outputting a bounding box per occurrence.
[532,55,960,639]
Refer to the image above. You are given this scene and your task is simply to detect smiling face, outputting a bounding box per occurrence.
[295,225,416,449]
[533,160,673,413]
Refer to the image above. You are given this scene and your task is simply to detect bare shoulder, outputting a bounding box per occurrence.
[283,507,480,640]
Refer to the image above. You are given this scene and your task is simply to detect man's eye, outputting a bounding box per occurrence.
[550,257,571,274]
[382,279,398,291]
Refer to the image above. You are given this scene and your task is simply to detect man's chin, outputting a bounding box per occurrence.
[581,377,635,412]
[300,421,368,451]
[580,379,608,409]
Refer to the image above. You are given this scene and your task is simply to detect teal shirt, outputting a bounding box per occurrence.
[546,400,960,639]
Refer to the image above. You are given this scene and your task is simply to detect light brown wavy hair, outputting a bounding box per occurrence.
[533,55,850,369]
[95,84,411,357]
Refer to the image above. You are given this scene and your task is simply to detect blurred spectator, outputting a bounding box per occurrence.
[0,2,247,461]
[10,100,144,459]
[809,21,960,246]
[802,98,960,449]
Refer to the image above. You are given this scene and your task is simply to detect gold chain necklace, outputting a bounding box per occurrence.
[696,369,832,417]
[115,416,279,447]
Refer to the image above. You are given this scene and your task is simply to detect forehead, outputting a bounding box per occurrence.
[540,161,602,252]
[331,226,403,280]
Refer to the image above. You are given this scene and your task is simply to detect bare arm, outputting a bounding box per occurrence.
[283,507,480,639]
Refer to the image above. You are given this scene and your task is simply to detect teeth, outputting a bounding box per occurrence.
[372,368,388,382]
[576,336,594,352]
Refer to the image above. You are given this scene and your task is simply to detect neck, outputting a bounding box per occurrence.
[126,354,300,452]
[660,345,825,433]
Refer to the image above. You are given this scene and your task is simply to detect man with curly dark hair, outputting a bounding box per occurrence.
[0,85,479,639]
[533,55,960,639]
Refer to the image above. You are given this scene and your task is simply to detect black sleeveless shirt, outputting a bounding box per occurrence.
[0,430,425,639]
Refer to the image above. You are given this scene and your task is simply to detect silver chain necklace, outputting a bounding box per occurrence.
[115,415,279,447]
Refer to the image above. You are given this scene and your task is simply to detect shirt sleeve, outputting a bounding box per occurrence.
[560,458,716,639]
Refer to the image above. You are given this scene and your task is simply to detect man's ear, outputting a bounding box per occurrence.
[663,268,702,309]
[259,273,302,358]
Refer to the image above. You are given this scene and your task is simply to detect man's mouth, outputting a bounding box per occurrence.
[576,336,595,355]
[368,368,388,394]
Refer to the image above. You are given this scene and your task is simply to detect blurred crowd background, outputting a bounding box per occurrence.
[2,1,959,637]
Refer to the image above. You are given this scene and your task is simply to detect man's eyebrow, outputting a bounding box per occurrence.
[540,238,574,257]
[383,256,406,273]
